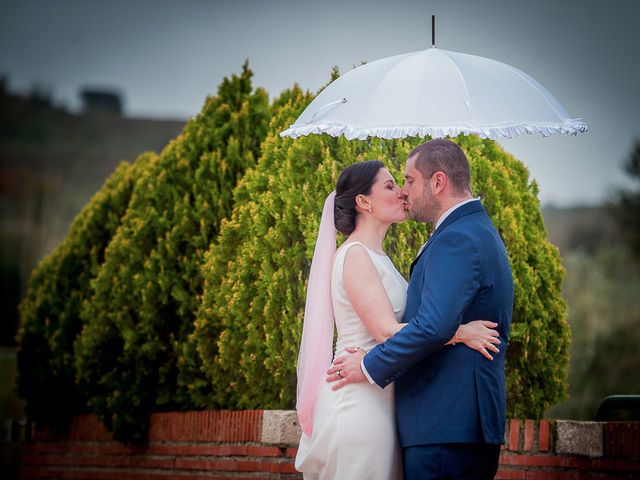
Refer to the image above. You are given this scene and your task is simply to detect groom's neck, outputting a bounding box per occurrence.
[433,194,474,226]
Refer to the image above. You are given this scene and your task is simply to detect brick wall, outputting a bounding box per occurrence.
[20,411,640,479]
[499,419,639,479]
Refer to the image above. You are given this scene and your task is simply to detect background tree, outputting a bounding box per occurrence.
[73,64,270,443]
[190,91,569,419]
[17,65,573,441]
[15,155,153,430]
[614,139,640,258]
[551,247,640,418]
[546,139,640,419]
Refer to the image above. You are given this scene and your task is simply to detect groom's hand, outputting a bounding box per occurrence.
[326,347,366,391]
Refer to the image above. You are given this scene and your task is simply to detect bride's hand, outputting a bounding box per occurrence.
[450,320,501,360]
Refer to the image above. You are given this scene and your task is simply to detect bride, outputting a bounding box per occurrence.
[295,160,500,479]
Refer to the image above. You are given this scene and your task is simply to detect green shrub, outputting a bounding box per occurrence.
[189,87,425,409]
[459,136,570,417]
[18,64,570,439]
[16,155,152,430]
[73,64,270,443]
[190,94,569,417]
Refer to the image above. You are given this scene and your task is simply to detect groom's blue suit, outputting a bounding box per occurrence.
[363,200,514,478]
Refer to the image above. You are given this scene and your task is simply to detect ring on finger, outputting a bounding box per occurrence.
[338,370,344,379]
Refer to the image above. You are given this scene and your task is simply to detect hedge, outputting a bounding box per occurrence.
[16,154,154,430]
[190,93,569,419]
[73,63,270,442]
[17,65,570,442]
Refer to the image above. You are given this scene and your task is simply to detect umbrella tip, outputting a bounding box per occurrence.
[431,15,436,48]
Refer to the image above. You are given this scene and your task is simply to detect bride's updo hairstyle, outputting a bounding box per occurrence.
[334,160,384,235]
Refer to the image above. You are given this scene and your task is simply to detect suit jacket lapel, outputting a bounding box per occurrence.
[410,234,434,276]
[409,200,485,277]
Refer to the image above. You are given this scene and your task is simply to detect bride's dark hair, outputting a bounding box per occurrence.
[334,160,384,235]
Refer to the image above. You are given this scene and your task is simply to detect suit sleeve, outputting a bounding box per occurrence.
[363,229,481,388]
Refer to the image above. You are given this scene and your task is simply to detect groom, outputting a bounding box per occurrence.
[327,139,514,479]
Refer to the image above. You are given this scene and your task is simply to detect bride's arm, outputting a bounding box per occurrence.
[343,245,403,343]
[446,320,501,360]
[343,245,500,359]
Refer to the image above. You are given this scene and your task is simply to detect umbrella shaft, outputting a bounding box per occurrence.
[432,15,436,48]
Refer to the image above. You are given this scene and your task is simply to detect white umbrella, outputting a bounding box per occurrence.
[280,46,587,141]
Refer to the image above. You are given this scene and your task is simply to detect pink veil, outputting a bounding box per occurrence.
[296,190,337,436]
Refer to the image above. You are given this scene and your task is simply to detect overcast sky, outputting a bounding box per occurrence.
[1,0,638,206]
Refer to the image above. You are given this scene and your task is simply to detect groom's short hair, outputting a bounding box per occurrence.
[409,139,471,196]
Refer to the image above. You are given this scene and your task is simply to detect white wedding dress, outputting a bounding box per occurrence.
[296,241,408,480]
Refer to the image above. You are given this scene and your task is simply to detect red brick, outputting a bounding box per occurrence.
[255,409,264,438]
[22,453,298,473]
[615,459,640,472]
[148,410,264,443]
[563,455,589,470]
[232,411,239,442]
[499,454,595,469]
[268,461,299,474]
[173,458,263,471]
[66,415,111,442]
[30,413,640,480]
[500,454,557,467]
[508,419,520,451]
[524,472,579,480]
[604,422,640,459]
[22,454,130,469]
[245,445,284,457]
[104,443,246,456]
[538,419,550,452]
[24,442,147,456]
[590,458,617,470]
[495,469,526,480]
[34,415,111,443]
[523,419,534,451]
[20,468,263,480]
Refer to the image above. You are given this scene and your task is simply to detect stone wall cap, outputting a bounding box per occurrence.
[260,410,302,446]
[556,420,604,457]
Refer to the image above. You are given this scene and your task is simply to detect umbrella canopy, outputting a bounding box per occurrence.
[280,47,587,140]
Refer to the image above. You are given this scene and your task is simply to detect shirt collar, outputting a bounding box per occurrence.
[434,197,480,231]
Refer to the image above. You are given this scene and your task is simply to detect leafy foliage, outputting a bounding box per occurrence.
[459,137,570,417]
[189,88,426,410]
[546,139,640,420]
[71,64,267,443]
[15,156,151,430]
[614,139,640,258]
[190,100,569,418]
[547,245,640,419]
[17,65,571,442]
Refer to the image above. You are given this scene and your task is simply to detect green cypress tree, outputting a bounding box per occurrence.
[192,86,427,409]
[192,93,569,416]
[458,136,569,417]
[74,63,270,442]
[16,154,153,430]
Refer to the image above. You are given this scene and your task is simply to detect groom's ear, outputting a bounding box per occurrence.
[432,171,447,193]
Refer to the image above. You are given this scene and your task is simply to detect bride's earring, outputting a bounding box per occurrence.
[368,205,372,213]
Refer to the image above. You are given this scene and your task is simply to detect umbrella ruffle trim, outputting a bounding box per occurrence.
[280,119,588,140]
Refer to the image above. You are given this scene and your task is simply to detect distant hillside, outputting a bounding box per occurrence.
[541,205,619,256]
[1,90,184,206]
[0,90,185,345]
